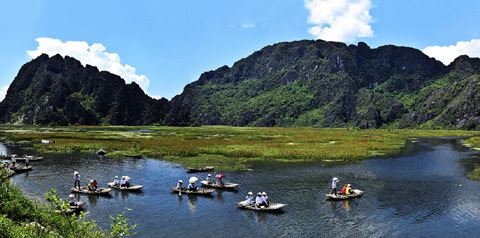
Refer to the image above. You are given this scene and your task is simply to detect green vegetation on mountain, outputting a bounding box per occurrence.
[171,40,480,129]
[2,40,480,129]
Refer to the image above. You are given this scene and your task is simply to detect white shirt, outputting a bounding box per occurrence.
[246,195,254,202]
[113,178,119,185]
[121,178,127,185]
[255,196,264,204]
[74,173,80,181]
[332,180,338,188]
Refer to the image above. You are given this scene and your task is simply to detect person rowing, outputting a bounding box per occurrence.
[177,180,183,189]
[246,192,254,206]
[330,177,339,195]
[69,194,77,206]
[206,174,213,184]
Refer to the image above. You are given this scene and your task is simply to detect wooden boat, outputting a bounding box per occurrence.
[6,170,15,177]
[96,148,107,155]
[55,201,85,214]
[237,200,287,211]
[107,182,144,191]
[10,166,33,173]
[123,153,142,158]
[325,189,363,200]
[71,186,112,196]
[200,180,239,189]
[186,166,214,172]
[14,156,43,162]
[170,186,215,195]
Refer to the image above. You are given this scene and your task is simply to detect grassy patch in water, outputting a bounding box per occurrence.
[1,125,479,171]
[467,167,480,181]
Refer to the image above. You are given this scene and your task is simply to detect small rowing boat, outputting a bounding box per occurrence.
[14,156,43,162]
[123,153,142,158]
[186,166,214,172]
[237,200,287,211]
[107,182,144,191]
[200,180,240,189]
[325,189,363,200]
[55,201,85,214]
[96,148,107,155]
[170,186,215,195]
[10,166,33,173]
[71,187,112,196]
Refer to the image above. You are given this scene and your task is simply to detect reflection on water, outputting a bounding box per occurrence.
[5,137,480,237]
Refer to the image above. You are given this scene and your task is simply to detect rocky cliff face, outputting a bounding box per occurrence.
[4,40,480,129]
[172,40,475,129]
[0,54,171,126]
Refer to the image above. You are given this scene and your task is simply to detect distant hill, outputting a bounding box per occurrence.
[0,54,173,126]
[3,40,480,129]
[171,40,480,129]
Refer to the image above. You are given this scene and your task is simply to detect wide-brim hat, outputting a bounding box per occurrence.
[74,171,78,175]
[262,192,267,195]
[333,177,339,181]
[115,176,118,178]
[90,180,94,183]
[257,192,262,195]
[207,174,211,177]
[179,180,183,183]
[347,184,351,186]
[248,192,253,195]
[69,194,75,198]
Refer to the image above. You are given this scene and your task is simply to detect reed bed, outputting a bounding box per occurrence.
[1,125,479,171]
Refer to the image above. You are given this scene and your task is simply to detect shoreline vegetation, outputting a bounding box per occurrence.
[0,170,136,237]
[2,125,480,171]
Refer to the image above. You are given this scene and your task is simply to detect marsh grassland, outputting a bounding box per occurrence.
[2,125,479,171]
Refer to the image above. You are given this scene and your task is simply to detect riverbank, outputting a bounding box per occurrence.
[1,125,479,171]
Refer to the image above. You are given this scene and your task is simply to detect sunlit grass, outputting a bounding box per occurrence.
[1,125,479,171]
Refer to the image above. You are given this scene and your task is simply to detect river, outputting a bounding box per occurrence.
[3,137,480,237]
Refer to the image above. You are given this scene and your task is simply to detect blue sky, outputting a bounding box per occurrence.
[1,0,480,100]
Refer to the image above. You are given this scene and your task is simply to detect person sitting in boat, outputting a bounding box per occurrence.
[206,174,213,184]
[177,180,183,189]
[330,177,339,195]
[121,176,130,187]
[92,180,98,190]
[188,181,197,191]
[113,176,120,186]
[262,192,269,206]
[255,192,268,207]
[345,184,355,195]
[246,192,254,206]
[217,177,225,186]
[88,180,96,191]
[341,184,348,194]
[69,194,77,206]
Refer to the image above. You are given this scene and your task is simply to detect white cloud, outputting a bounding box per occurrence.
[423,39,480,65]
[0,85,9,101]
[27,37,150,92]
[304,0,374,43]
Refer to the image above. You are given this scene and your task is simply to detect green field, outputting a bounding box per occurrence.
[1,125,480,171]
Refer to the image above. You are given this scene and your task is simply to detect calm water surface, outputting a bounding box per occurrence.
[4,137,480,237]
